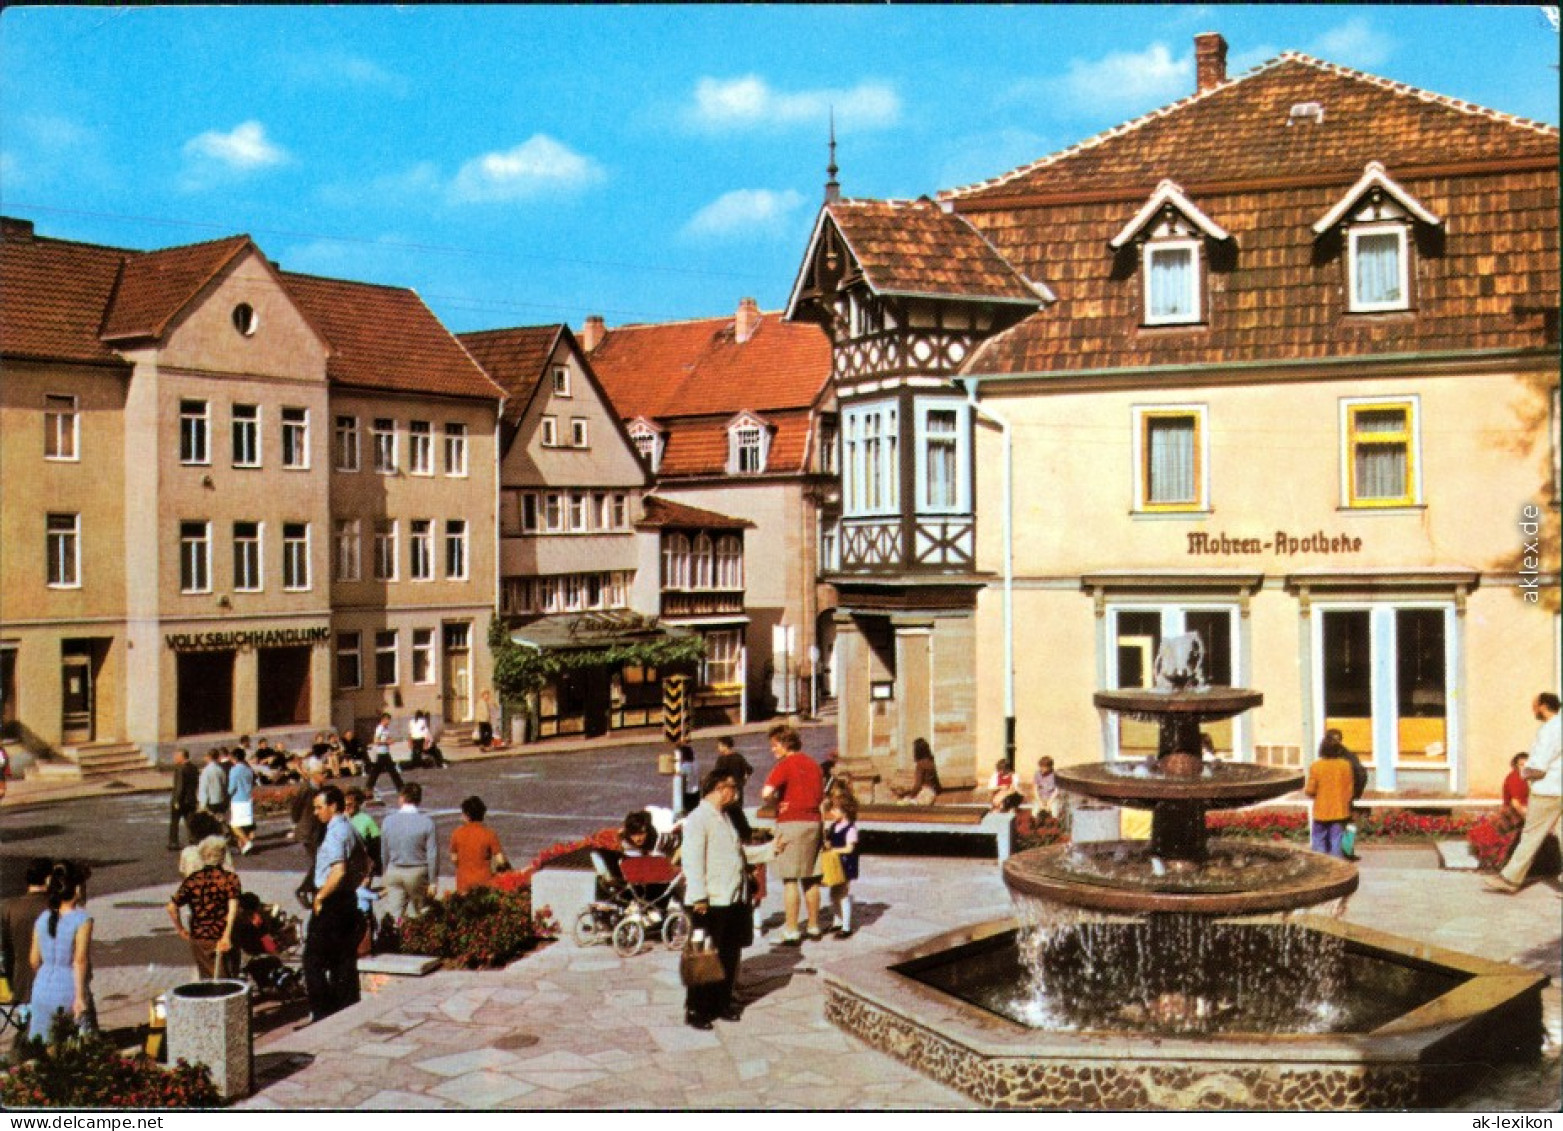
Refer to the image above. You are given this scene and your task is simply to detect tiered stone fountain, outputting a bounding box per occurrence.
[822,635,1547,1110]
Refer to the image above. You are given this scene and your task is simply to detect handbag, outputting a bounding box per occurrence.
[679,937,725,987]
[819,847,847,887]
[658,752,676,775]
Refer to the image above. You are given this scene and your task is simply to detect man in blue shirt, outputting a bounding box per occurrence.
[303,786,364,1022]
[226,749,257,855]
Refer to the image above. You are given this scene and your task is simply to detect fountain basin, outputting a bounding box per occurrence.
[1057,762,1303,810]
[1093,687,1264,722]
[823,916,1547,1111]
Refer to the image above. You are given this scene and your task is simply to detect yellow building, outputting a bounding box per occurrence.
[788,37,1559,797]
[0,218,501,770]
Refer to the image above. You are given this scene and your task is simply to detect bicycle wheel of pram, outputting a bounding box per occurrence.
[574,908,605,948]
[662,909,691,950]
[611,917,645,957]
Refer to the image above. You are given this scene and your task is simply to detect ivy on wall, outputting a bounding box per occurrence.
[487,614,706,709]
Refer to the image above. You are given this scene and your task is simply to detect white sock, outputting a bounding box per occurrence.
[838,895,853,932]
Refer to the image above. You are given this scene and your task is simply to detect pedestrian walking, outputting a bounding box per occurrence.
[227,749,257,855]
[197,749,229,818]
[380,782,438,922]
[1306,733,1355,858]
[166,838,241,978]
[1486,693,1562,894]
[168,749,200,850]
[365,712,404,797]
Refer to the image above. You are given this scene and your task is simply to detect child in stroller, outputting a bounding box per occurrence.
[573,811,690,956]
[230,892,304,1000]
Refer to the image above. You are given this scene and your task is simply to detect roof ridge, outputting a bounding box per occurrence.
[1278,50,1560,137]
[279,266,419,295]
[457,323,566,339]
[129,231,252,259]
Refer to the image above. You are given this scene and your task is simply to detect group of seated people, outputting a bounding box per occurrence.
[246,731,366,786]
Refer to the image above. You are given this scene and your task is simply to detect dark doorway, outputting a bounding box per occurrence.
[582,666,611,738]
[177,650,235,737]
[1,645,18,740]
[258,646,311,728]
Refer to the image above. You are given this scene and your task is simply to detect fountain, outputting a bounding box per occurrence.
[822,635,1547,1110]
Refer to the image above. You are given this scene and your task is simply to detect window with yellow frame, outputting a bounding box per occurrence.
[1345,400,1416,507]
[1137,407,1204,512]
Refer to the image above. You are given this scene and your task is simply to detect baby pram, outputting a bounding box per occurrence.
[573,851,690,957]
[231,893,305,1001]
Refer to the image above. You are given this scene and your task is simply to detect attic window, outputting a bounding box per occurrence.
[232,303,258,337]
[1288,102,1325,126]
[1348,224,1409,312]
[730,424,767,474]
[628,421,664,474]
[1144,241,1201,325]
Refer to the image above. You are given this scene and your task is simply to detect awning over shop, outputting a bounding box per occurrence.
[509,610,699,654]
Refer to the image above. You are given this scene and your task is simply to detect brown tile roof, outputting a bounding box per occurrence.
[457,324,564,424]
[99,236,251,341]
[824,199,1044,304]
[945,54,1557,202]
[637,495,752,531]
[588,311,831,477]
[0,230,126,364]
[281,271,504,401]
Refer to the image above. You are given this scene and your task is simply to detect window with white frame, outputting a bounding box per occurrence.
[819,518,839,573]
[408,421,433,475]
[46,513,80,588]
[538,577,562,613]
[45,394,79,461]
[716,535,743,588]
[1133,405,1208,512]
[819,417,839,474]
[730,422,767,474]
[594,492,610,530]
[1342,398,1419,507]
[179,400,209,465]
[180,521,211,593]
[540,416,559,447]
[233,521,262,592]
[569,492,588,532]
[336,631,361,690]
[281,407,309,469]
[282,523,309,591]
[443,423,468,476]
[571,418,589,448]
[445,520,468,580]
[411,628,436,684]
[552,365,571,396]
[375,630,398,686]
[663,533,691,588]
[692,533,715,588]
[373,520,398,581]
[334,519,361,582]
[612,493,628,529]
[543,492,564,533]
[1348,223,1409,312]
[520,492,540,533]
[564,574,584,610]
[702,628,743,687]
[501,577,533,615]
[409,520,434,581]
[917,403,968,512]
[842,402,899,516]
[231,404,260,467]
[1144,240,1201,324]
[334,415,359,472]
[372,418,396,474]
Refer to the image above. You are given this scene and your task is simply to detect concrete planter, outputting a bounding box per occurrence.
[167,979,251,1101]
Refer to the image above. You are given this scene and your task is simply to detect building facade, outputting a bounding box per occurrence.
[788,37,1559,796]
[0,218,501,768]
[586,299,840,720]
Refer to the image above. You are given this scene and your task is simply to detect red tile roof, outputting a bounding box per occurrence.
[822,199,1044,303]
[637,495,752,530]
[457,324,564,424]
[281,271,504,401]
[99,236,251,341]
[0,231,126,364]
[588,310,831,477]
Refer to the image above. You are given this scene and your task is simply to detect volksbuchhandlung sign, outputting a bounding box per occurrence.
[164,626,331,652]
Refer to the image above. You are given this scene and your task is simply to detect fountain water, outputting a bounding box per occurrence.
[822,634,1547,1110]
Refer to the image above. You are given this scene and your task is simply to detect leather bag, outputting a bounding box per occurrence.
[679,937,724,987]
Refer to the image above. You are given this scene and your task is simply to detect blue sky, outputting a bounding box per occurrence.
[2,5,1557,333]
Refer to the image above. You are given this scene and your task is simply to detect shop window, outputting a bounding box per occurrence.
[703,629,743,687]
[1343,399,1418,507]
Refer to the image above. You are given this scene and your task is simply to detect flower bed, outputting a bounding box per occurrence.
[397,885,557,968]
[253,782,305,818]
[1,1025,220,1108]
[1207,807,1484,842]
[490,826,621,893]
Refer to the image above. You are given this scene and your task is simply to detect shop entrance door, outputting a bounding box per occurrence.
[178,651,235,737]
[258,646,312,729]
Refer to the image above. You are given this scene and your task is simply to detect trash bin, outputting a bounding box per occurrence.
[166,979,251,1100]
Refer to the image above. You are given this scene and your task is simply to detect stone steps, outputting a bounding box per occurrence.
[28,741,148,781]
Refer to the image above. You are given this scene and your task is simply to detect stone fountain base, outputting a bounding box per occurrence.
[822,916,1546,1111]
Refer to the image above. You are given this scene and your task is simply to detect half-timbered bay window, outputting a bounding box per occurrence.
[1133,405,1207,512]
[842,402,898,516]
[1342,398,1419,507]
[916,402,969,512]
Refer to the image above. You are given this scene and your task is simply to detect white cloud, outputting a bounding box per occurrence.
[182,120,289,172]
[449,135,604,203]
[1055,42,1193,112]
[682,188,805,238]
[689,75,899,131]
[1310,17,1393,69]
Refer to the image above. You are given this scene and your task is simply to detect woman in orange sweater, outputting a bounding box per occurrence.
[1306,734,1357,858]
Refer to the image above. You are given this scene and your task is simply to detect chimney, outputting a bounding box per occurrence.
[581,314,605,352]
[1194,32,1228,94]
[1,216,35,242]
[735,297,760,344]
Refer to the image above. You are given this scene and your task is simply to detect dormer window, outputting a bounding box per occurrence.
[1347,223,1408,312]
[1111,181,1229,329]
[1314,162,1441,315]
[1144,240,1200,325]
[627,418,664,474]
[726,413,771,475]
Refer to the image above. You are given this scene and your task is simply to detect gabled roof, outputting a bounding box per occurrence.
[636,495,753,531]
[100,235,253,341]
[280,271,503,401]
[457,324,566,425]
[945,54,1556,204]
[1311,161,1443,234]
[786,199,1049,317]
[0,229,128,364]
[1109,180,1232,249]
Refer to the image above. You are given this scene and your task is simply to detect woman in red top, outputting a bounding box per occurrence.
[450,796,508,893]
